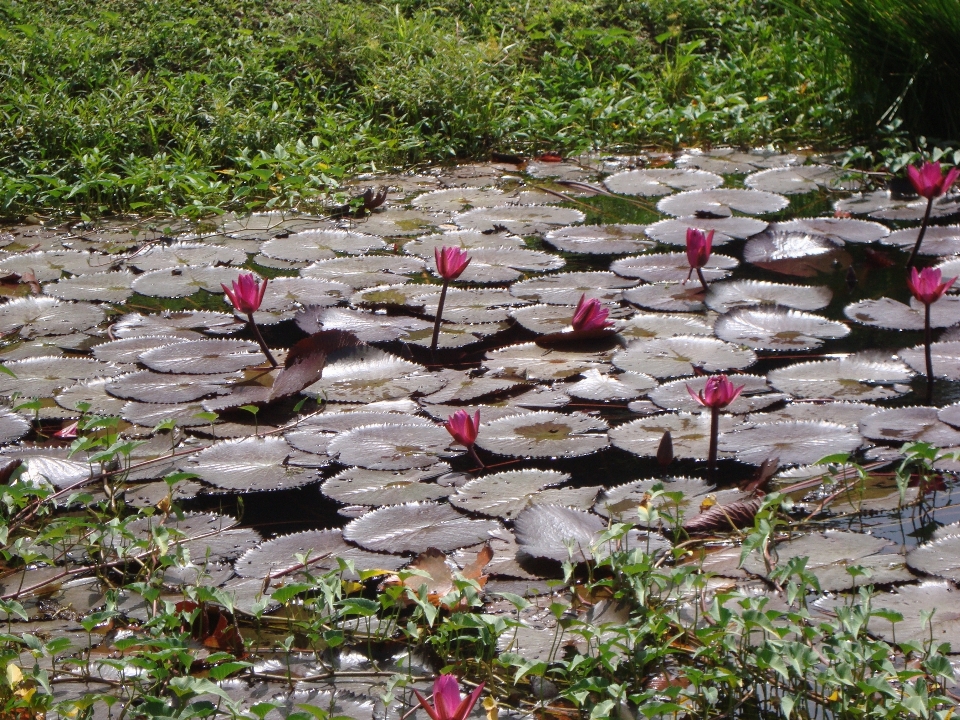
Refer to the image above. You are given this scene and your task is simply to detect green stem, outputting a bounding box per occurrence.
[247,312,278,367]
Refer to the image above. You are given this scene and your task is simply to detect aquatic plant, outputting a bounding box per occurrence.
[221,272,277,367]
[907,266,957,402]
[687,374,744,476]
[906,161,960,266]
[686,227,714,291]
[413,675,485,720]
[431,246,471,353]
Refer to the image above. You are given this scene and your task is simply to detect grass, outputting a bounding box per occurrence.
[0,0,849,217]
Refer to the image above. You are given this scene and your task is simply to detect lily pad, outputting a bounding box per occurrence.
[421,373,523,404]
[127,242,247,271]
[327,423,456,470]
[351,208,442,237]
[767,354,914,400]
[45,270,136,303]
[851,582,960,648]
[900,341,960,379]
[743,231,851,277]
[713,308,849,351]
[188,436,314,491]
[120,400,211,428]
[882,225,960,255]
[603,168,723,197]
[719,421,861,465]
[299,306,433,343]
[438,247,565,284]
[643,216,767,247]
[907,524,960,583]
[453,205,585,235]
[859,407,960,446]
[657,189,789,218]
[617,312,713,341]
[509,302,623,335]
[0,410,30,445]
[416,288,527,322]
[745,165,854,194]
[448,469,573,520]
[705,280,832,313]
[300,255,424,289]
[0,357,120,398]
[343,501,501,553]
[321,466,452,506]
[771,217,890,244]
[261,230,386,261]
[411,187,505,212]
[650,374,783,414]
[835,190,960,221]
[474,411,608,458]
[131,266,244,298]
[112,310,241,338]
[611,252,738,283]
[509,271,636,305]
[609,413,742,460]
[0,297,104,338]
[139,339,264,375]
[622,283,706,312]
[284,411,434,454]
[676,148,800,174]
[844,296,960,330]
[303,347,445,404]
[613,336,756,378]
[106,370,237,403]
[544,224,656,254]
[564,369,657,401]
[54,378,128,416]
[404,230,526,258]
[0,250,107,282]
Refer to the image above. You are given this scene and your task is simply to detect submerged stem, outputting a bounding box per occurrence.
[247,312,278,367]
[430,280,449,354]
[925,302,934,404]
[907,196,934,267]
[708,406,719,479]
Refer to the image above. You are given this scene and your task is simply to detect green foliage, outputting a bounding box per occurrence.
[0,0,848,217]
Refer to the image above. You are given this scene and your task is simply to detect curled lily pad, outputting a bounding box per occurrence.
[106,370,237,403]
[611,252,738,283]
[622,283,706,312]
[45,270,135,303]
[485,342,610,380]
[131,266,243,298]
[643,216,767,247]
[603,168,722,197]
[719,421,861,465]
[564,369,657,401]
[112,311,241,338]
[236,529,405,580]
[714,308,849,351]
[321,466,452,506]
[609,412,742,460]
[509,271,636,305]
[900,341,960,379]
[343,501,501,553]
[771,217,889,245]
[617,312,713,341]
[657,188,789,217]
[453,205,585,235]
[0,297,104,338]
[743,530,912,592]
[411,187,505,211]
[327,423,455,470]
[303,347,445,403]
[745,165,854,194]
[0,410,30,445]
[859,407,960,446]
[650,374,782,414]
[300,255,424,288]
[767,354,914,400]
[448,469,574,519]
[404,230,525,259]
[261,230,386,261]
[188,436,313,491]
[544,224,655,254]
[613,336,756,378]
[475,410,608,458]
[706,280,832,314]
[743,231,851,277]
[139,339,264,375]
[844,296,960,330]
[0,357,120,398]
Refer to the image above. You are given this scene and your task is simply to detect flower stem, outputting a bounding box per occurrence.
[430,280,449,354]
[925,302,934,404]
[708,406,719,479]
[246,312,278,367]
[696,267,709,293]
[907,196,934,267]
[468,445,485,469]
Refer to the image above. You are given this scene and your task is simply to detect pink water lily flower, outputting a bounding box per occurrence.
[687,374,745,410]
[221,273,268,314]
[686,228,714,269]
[571,294,612,332]
[445,409,480,447]
[907,161,960,199]
[414,675,485,720]
[434,246,471,281]
[908,266,957,306]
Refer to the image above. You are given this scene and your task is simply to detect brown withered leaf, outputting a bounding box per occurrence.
[656,430,673,467]
[268,329,361,401]
[175,601,245,657]
[740,456,778,492]
[384,544,492,607]
[683,497,763,534]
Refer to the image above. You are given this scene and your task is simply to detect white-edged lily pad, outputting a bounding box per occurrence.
[509,271,636,305]
[745,165,854,194]
[54,379,128,416]
[484,342,610,380]
[657,189,789,217]
[284,410,434,454]
[219,211,331,239]
[92,336,188,364]
[743,231,850,277]
[622,283,706,312]
[643,216,767,247]
[593,476,721,522]
[350,208,442,237]
[45,270,135,303]
[544,224,655,254]
[0,357,120,398]
[121,400,211,428]
[139,339,263,375]
[603,168,722,197]
[749,401,878,427]
[131,266,244,298]
[900,341,960,380]
[0,410,30,445]
[767,354,914,400]
[0,297,104,338]
[0,250,109,282]
[611,252,738,283]
[882,225,960,255]
[404,230,526,259]
[112,310,241,338]
[509,302,623,335]
[437,246,564,284]
[300,306,433,343]
[126,242,247,271]
[416,287,527,322]
[475,410,608,458]
[327,423,456,470]
[706,280,832,313]
[188,436,313,491]
[859,407,960,446]
[719,421,861,465]
[714,308,849,351]
[835,190,960,221]
[844,296,960,330]
[676,148,800,174]
[772,217,889,244]
[343,501,501,553]
[448,469,571,520]
[106,370,237,403]
[907,524,960,583]
[300,254,424,289]
[609,412,742,460]
[411,187,505,212]
[422,373,523,404]
[650,374,782,414]
[564,369,657,401]
[617,312,713,341]
[613,336,756,378]
[261,229,386,261]
[453,205,585,235]
[303,347,445,403]
[321,466,452,506]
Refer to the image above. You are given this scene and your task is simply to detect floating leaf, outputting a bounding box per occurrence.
[54,378,128,417]
[0,410,30,445]
[343,501,501,553]
[705,280,832,313]
[643,216,767,247]
[352,208,441,236]
[404,320,508,348]
[609,413,742,460]
[421,373,523,404]
[657,188,789,217]
[112,310,241,338]
[122,512,260,563]
[713,308,849,351]
[676,148,800,174]
[745,165,853,194]
[300,254,424,289]
[45,270,135,303]
[93,336,189,364]
[448,469,572,519]
[0,297,104,338]
[743,231,851,277]
[650,374,782,414]
[131,266,244,298]
[594,476,712,520]
[617,312,713,341]
[260,229,386,261]
[485,342,610,380]
[622,283,706,312]
[411,186,505,211]
[719,421,861,466]
[439,247,565,284]
[106,370,237,403]
[544,224,656,254]
[0,357,120,398]
[475,410,608,458]
[303,346,444,403]
[139,339,263,375]
[509,302,622,335]
[327,423,456,470]
[771,217,889,245]
[284,411,434,454]
[510,271,636,305]
[126,242,247,272]
[613,336,756,378]
[844,296,960,330]
[404,230,526,258]
[603,168,722,196]
[743,530,912,591]
[321,466,452,506]
[610,252,738,283]
[296,306,433,343]
[220,211,331,239]
[121,400,210,428]
[454,205,585,235]
[899,341,960,379]
[748,401,878,427]
[564,369,657,401]
[859,406,960,446]
[416,287,527,322]
[269,330,362,401]
[906,524,960,583]
[767,354,914,400]
[835,190,960,221]
[0,250,107,282]
[188,436,313,491]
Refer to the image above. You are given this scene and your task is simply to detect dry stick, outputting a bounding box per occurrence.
[924,302,934,404]
[906,195,935,267]
[429,279,449,355]
[247,311,278,367]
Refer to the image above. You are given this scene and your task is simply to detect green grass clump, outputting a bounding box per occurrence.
[0,0,848,217]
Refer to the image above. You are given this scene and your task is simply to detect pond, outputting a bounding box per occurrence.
[1,147,959,718]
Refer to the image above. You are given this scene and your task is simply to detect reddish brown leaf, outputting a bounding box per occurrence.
[656,431,673,467]
[740,456,778,492]
[683,497,763,534]
[268,329,362,401]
